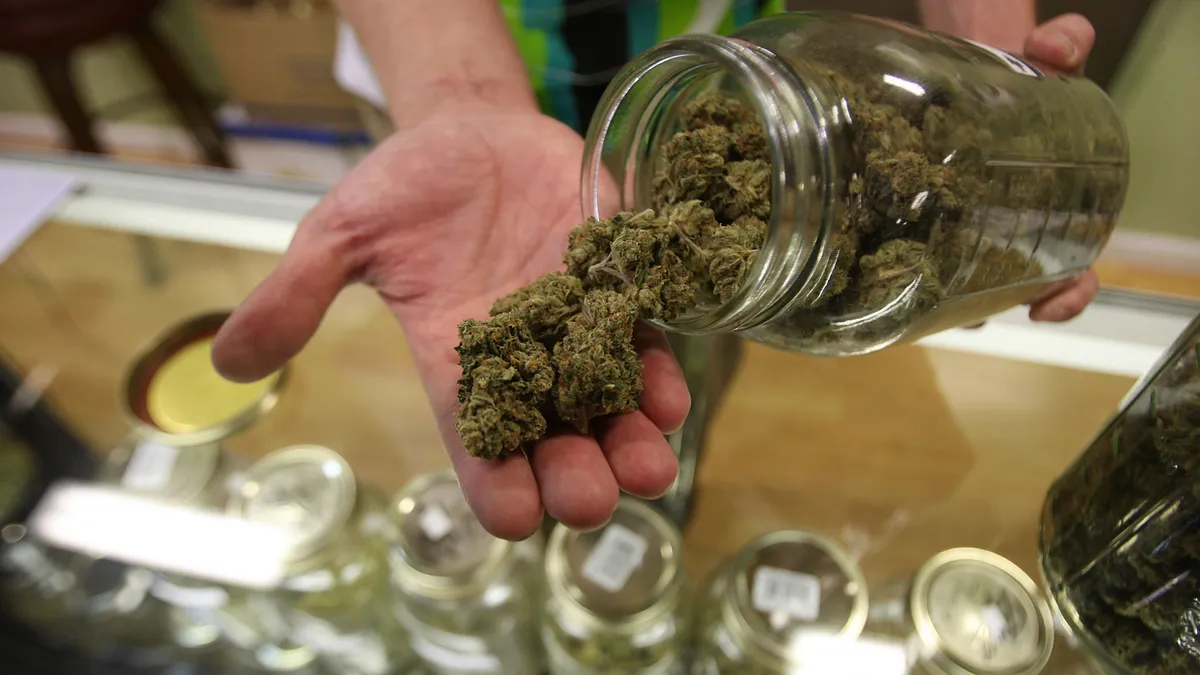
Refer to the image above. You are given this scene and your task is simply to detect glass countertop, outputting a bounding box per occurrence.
[1,150,1198,674]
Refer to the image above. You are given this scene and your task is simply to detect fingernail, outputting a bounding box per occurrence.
[1050,31,1078,63]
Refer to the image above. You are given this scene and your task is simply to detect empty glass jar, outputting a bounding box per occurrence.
[1040,313,1200,674]
[690,529,869,674]
[583,12,1129,355]
[217,445,406,675]
[387,469,544,675]
[542,496,689,674]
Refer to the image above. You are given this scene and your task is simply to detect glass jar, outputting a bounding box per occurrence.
[582,12,1129,356]
[690,529,869,674]
[542,496,688,675]
[387,469,544,675]
[866,548,1054,675]
[217,445,408,675]
[1039,313,1200,674]
[0,523,83,646]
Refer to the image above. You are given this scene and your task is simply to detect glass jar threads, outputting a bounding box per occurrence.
[690,529,868,674]
[868,547,1054,675]
[388,469,544,675]
[582,12,1128,356]
[1040,313,1200,674]
[218,445,403,675]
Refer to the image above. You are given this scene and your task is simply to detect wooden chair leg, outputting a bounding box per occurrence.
[128,19,233,169]
[31,55,104,155]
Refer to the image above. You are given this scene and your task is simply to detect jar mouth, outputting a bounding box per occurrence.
[581,32,832,334]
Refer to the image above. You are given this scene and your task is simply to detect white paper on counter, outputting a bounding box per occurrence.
[0,167,78,264]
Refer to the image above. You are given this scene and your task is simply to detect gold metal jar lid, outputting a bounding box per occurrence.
[122,311,287,446]
[910,548,1053,675]
[723,530,869,663]
[105,434,221,505]
[225,445,357,564]
[545,496,685,631]
[388,468,511,600]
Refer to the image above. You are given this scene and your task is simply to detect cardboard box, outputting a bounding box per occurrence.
[196,1,359,115]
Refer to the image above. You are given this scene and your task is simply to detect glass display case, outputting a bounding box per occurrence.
[0,149,1197,675]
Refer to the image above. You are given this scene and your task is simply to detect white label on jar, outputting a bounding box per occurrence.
[751,566,822,621]
[419,505,454,541]
[151,578,228,609]
[963,39,1044,78]
[980,604,1011,641]
[581,523,647,592]
[122,441,179,491]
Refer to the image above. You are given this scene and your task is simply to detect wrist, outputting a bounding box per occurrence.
[386,76,538,129]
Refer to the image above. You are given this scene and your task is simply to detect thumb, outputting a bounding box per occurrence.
[1024,13,1095,75]
[211,201,359,383]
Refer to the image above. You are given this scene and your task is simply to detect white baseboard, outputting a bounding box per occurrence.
[1100,230,1200,273]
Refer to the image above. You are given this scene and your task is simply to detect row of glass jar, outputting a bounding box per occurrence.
[1,437,1059,675]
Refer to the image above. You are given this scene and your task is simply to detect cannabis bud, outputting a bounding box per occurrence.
[453,91,773,460]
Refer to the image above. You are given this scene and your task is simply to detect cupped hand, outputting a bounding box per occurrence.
[1020,13,1102,322]
[210,109,690,541]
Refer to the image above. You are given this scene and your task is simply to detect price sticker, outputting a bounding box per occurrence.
[419,505,454,541]
[752,566,822,622]
[122,441,179,492]
[581,523,647,593]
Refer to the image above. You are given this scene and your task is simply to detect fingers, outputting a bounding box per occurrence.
[598,411,680,499]
[212,204,358,383]
[634,325,691,434]
[450,445,546,541]
[530,432,619,530]
[1024,13,1095,75]
[1029,269,1099,322]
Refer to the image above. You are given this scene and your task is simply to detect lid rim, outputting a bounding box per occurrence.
[121,310,288,446]
[724,529,870,663]
[544,496,685,633]
[388,468,515,601]
[909,547,1054,675]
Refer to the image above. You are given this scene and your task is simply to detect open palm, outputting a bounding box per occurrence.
[211,110,690,540]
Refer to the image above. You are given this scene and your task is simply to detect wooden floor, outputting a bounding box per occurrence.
[2,140,1197,671]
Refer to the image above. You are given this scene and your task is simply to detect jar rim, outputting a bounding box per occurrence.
[581,32,832,335]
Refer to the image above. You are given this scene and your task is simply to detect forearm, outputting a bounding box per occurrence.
[334,0,537,129]
[917,0,1037,52]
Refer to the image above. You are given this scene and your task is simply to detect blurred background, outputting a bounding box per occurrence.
[0,0,1194,244]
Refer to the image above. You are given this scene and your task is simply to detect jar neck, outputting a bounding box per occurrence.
[581,33,835,334]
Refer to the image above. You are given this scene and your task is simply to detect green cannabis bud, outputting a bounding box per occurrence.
[490,271,585,343]
[454,314,554,459]
[551,291,643,433]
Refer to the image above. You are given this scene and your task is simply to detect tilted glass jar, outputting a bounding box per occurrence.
[582,12,1129,355]
[1039,313,1200,675]
[866,547,1054,675]
[387,469,544,675]
[217,445,409,675]
[690,529,869,674]
[542,496,689,675]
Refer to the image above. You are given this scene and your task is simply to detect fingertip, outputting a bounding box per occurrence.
[1029,270,1098,322]
[1025,13,1095,73]
[599,412,680,499]
[531,434,619,530]
[453,453,545,541]
[634,326,691,434]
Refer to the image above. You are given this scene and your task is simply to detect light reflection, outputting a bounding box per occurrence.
[883,74,926,97]
[781,630,909,674]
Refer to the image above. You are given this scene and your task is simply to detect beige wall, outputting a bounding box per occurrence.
[0,0,224,124]
[1107,0,1200,239]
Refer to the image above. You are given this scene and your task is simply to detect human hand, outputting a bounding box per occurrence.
[1021,13,1101,322]
[209,109,690,540]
